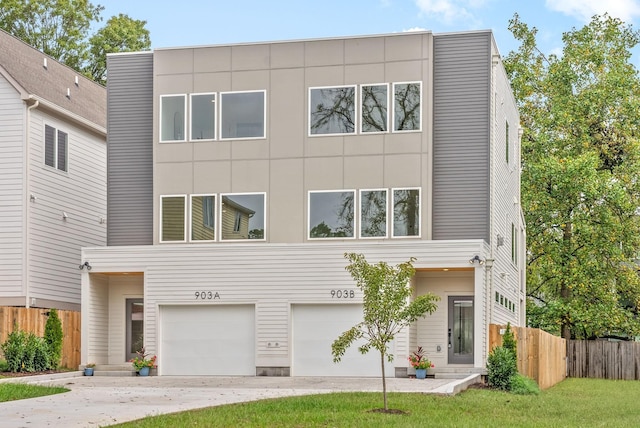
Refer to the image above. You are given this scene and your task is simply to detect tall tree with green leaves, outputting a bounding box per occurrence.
[332,253,439,411]
[504,14,640,340]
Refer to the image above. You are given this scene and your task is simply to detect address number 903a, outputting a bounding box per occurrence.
[331,289,355,299]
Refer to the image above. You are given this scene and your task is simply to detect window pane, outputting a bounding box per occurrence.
[191,195,215,241]
[221,194,265,240]
[191,94,215,140]
[57,130,67,171]
[393,83,421,131]
[220,92,265,139]
[309,191,354,238]
[309,87,355,135]
[44,125,55,168]
[360,190,387,237]
[361,85,388,133]
[161,196,185,241]
[161,95,186,141]
[393,189,420,237]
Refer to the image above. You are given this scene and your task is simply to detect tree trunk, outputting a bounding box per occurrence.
[380,350,387,411]
[561,221,572,341]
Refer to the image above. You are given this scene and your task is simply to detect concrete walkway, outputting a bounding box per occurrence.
[0,372,480,427]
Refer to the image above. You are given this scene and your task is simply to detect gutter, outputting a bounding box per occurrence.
[24,99,39,308]
[24,95,106,137]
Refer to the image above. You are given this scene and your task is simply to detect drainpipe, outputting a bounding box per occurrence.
[24,99,39,308]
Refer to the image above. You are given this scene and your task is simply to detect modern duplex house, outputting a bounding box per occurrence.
[81,30,524,377]
[0,30,106,311]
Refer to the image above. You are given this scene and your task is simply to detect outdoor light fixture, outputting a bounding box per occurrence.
[79,261,92,271]
[469,255,485,265]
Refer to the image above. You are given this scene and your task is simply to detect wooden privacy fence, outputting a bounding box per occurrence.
[489,324,566,389]
[568,340,640,380]
[0,307,81,369]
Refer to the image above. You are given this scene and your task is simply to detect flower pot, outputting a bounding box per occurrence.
[138,366,150,376]
[84,367,94,376]
[415,368,427,379]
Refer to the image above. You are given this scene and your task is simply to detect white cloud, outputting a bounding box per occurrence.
[545,0,640,23]
[404,26,429,32]
[414,0,488,25]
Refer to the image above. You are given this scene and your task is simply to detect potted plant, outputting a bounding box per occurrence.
[84,363,95,376]
[408,346,434,379]
[129,348,157,376]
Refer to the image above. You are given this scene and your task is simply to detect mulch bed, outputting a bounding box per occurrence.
[0,370,70,378]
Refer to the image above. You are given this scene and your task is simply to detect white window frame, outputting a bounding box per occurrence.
[44,124,68,172]
[219,90,267,140]
[220,192,267,241]
[189,194,216,243]
[308,85,358,137]
[358,188,388,239]
[391,81,422,133]
[160,94,187,143]
[391,187,421,238]
[360,83,389,134]
[189,93,216,142]
[307,189,357,240]
[160,194,187,243]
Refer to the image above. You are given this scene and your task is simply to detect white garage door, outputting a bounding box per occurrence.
[292,304,394,377]
[160,305,255,375]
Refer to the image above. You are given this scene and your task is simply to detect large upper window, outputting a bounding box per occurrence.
[190,195,215,241]
[44,124,67,172]
[360,189,387,238]
[220,193,266,240]
[220,91,265,139]
[309,86,356,136]
[361,84,388,133]
[393,82,421,132]
[160,195,186,242]
[160,95,186,142]
[392,188,420,237]
[308,190,355,239]
[190,93,216,141]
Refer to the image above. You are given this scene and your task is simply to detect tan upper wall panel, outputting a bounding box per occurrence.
[345,37,385,64]
[344,156,384,189]
[270,42,305,69]
[230,70,269,91]
[383,154,422,187]
[305,157,344,190]
[231,44,271,71]
[193,46,231,72]
[385,34,425,62]
[193,72,231,93]
[193,161,231,193]
[305,39,344,67]
[231,159,270,192]
[155,49,194,75]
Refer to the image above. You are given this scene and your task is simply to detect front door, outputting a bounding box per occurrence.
[126,299,144,361]
[448,296,474,364]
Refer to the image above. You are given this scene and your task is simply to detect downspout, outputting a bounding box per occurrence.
[24,99,39,308]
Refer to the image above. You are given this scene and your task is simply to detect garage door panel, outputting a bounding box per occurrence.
[161,305,255,376]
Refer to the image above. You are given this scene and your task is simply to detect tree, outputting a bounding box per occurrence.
[504,14,640,340]
[85,13,151,84]
[44,308,63,369]
[332,253,439,411]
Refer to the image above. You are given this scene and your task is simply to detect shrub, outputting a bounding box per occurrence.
[1,330,27,372]
[0,359,8,372]
[487,346,517,391]
[502,323,517,357]
[1,330,51,372]
[510,373,540,395]
[44,309,63,369]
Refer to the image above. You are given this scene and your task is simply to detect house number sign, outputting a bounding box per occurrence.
[330,289,355,299]
[194,291,220,300]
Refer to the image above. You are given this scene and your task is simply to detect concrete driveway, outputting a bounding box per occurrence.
[0,372,479,427]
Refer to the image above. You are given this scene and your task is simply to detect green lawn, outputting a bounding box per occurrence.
[112,378,640,427]
[0,383,68,402]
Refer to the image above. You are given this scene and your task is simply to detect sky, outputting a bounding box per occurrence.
[96,0,640,58]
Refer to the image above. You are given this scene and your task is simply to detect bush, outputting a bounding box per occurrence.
[487,346,517,391]
[1,330,27,372]
[0,358,9,372]
[510,373,540,395]
[1,330,51,372]
[44,309,63,369]
[502,323,517,357]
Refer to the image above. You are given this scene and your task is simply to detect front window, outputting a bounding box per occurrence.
[392,188,420,237]
[190,93,216,141]
[160,195,186,242]
[220,91,266,139]
[221,193,266,240]
[44,125,68,172]
[190,195,215,241]
[393,82,421,132]
[309,86,356,135]
[360,189,387,238]
[160,95,186,142]
[361,84,388,133]
[308,190,355,239]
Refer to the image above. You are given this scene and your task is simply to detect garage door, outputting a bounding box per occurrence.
[292,304,394,377]
[160,305,255,375]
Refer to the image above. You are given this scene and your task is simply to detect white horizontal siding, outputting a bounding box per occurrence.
[87,274,109,364]
[0,76,25,297]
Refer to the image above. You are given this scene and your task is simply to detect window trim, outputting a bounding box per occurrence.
[358,188,388,239]
[219,90,267,140]
[391,187,421,238]
[189,93,216,142]
[360,83,389,134]
[160,194,187,243]
[308,85,358,137]
[159,94,187,143]
[189,194,216,243]
[219,192,267,241]
[44,124,68,172]
[391,81,422,133]
[308,189,357,240]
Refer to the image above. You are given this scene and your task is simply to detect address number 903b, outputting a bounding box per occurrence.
[331,289,355,299]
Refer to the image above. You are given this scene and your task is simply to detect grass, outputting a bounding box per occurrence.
[0,383,69,402]
[112,378,640,427]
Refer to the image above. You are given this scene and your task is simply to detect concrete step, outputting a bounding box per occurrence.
[94,370,135,377]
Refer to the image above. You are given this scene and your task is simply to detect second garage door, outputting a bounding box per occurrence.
[160,304,255,375]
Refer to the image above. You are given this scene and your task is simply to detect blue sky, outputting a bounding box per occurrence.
[97,0,640,57]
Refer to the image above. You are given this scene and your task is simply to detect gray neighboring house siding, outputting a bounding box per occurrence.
[106,53,153,246]
[432,32,491,241]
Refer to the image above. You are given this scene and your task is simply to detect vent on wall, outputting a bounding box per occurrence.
[43,58,47,69]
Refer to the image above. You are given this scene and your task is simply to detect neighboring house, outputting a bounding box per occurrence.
[81,30,524,377]
[0,30,107,311]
